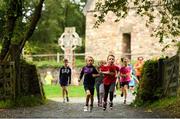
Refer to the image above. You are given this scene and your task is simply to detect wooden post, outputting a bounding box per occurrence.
[177,51,180,97]
[158,58,164,98]
[57,52,60,63]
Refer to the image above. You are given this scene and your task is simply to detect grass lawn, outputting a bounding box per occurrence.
[43,84,122,98]
[43,85,89,98]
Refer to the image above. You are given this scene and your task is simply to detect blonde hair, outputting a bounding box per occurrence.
[86,56,94,63]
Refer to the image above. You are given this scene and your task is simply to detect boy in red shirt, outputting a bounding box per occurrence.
[101,55,119,111]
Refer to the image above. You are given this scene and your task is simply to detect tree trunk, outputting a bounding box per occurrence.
[0,0,44,98]
[0,0,19,62]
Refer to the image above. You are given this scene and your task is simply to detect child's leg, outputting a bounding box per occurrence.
[61,86,66,102]
[64,86,69,102]
[90,88,94,106]
[109,83,115,102]
[99,84,104,106]
[103,85,110,103]
[124,84,128,104]
[86,90,91,106]
[99,93,103,105]
[103,84,110,110]
[64,86,68,97]
[95,83,100,104]
[120,82,124,97]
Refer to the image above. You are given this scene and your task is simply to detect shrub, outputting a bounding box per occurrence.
[134,59,163,106]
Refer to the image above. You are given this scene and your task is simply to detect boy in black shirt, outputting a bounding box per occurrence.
[59,59,71,103]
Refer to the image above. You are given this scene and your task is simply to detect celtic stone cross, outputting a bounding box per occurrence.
[58,27,82,68]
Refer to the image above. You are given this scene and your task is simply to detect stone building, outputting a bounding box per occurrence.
[83,0,178,61]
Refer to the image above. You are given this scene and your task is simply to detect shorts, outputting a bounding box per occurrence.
[120,81,129,88]
[84,85,94,95]
[60,81,68,86]
[99,83,104,94]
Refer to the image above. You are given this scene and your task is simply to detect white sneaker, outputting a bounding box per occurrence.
[84,106,88,112]
[63,98,65,103]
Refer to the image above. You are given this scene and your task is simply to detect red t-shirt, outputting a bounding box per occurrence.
[103,65,119,85]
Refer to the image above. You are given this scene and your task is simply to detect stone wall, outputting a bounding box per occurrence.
[85,9,178,61]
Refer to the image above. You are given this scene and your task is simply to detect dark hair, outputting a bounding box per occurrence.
[138,56,144,60]
[107,54,115,61]
[121,57,124,62]
[64,59,68,62]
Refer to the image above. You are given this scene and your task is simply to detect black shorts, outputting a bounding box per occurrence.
[84,85,94,95]
[60,81,68,86]
[120,81,129,88]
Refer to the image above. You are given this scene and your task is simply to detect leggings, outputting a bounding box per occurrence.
[103,83,115,103]
[95,83,101,102]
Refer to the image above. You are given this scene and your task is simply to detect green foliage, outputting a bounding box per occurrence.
[28,0,85,54]
[30,58,85,68]
[0,99,14,108]
[134,59,163,106]
[24,41,61,54]
[147,96,178,109]
[33,61,62,68]
[14,95,45,107]
[0,96,45,108]
[146,97,180,117]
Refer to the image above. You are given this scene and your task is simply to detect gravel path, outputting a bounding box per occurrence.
[0,93,169,118]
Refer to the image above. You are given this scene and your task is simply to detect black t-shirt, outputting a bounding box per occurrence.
[59,66,71,83]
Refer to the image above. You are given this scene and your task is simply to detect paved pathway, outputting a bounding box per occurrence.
[0,93,169,118]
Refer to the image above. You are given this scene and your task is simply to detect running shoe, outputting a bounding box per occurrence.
[66,97,69,102]
[124,99,126,104]
[121,93,123,97]
[109,102,113,110]
[63,98,65,103]
[89,105,93,112]
[84,106,88,112]
[103,102,107,111]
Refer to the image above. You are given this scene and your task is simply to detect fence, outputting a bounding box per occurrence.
[159,53,180,97]
[23,52,175,63]
[0,62,15,100]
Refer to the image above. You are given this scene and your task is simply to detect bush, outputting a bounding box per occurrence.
[134,59,163,106]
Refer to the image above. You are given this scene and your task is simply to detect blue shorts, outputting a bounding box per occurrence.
[60,79,68,86]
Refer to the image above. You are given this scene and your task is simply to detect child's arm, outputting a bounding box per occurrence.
[78,67,84,82]
[59,68,62,81]
[68,68,71,85]
[92,67,100,77]
[92,74,100,77]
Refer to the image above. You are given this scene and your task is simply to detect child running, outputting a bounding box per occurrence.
[119,57,131,104]
[101,55,119,111]
[129,71,139,94]
[59,59,71,103]
[78,56,99,112]
[95,60,106,107]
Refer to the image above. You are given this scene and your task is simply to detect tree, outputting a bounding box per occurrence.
[0,0,44,96]
[28,0,86,54]
[94,0,180,50]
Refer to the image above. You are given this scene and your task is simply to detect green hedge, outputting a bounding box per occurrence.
[134,59,163,106]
